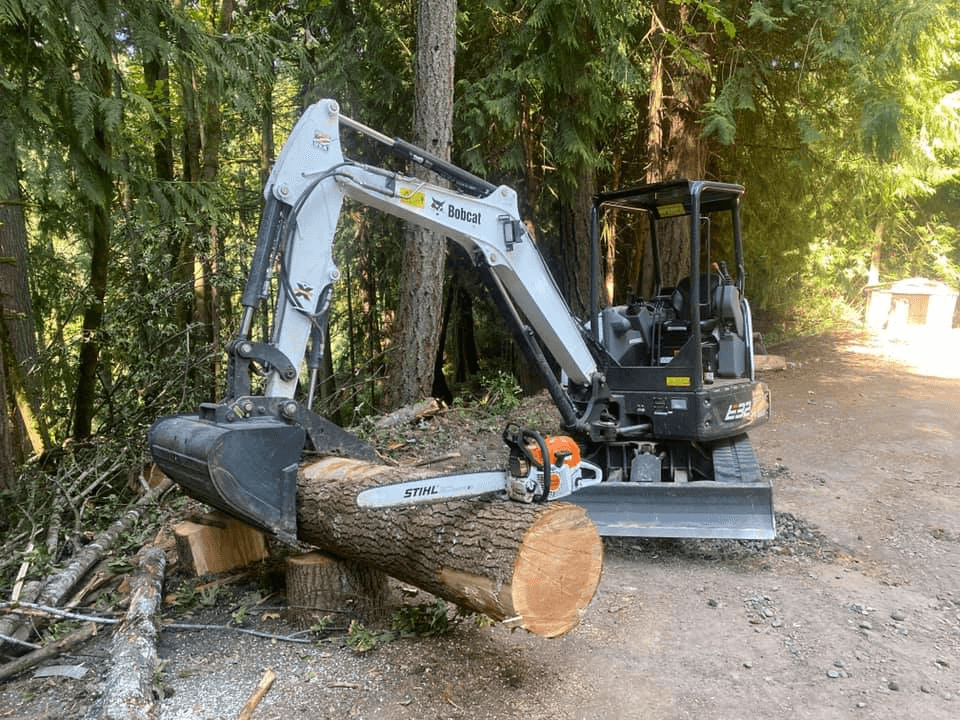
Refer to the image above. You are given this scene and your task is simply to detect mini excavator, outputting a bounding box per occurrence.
[149,99,774,543]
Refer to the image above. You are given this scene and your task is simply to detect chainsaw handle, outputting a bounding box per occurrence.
[503,423,552,503]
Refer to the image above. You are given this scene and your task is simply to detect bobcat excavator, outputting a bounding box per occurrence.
[149,99,774,544]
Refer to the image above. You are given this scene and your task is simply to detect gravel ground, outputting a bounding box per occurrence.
[1,329,958,719]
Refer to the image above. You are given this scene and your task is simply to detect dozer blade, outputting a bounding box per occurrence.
[568,480,775,540]
[149,415,305,543]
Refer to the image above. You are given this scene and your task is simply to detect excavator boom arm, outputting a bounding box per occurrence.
[259,99,597,398]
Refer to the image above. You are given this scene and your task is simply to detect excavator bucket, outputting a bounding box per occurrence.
[149,415,304,543]
[570,480,776,540]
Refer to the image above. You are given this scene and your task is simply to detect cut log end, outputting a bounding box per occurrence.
[174,513,268,577]
[511,503,603,638]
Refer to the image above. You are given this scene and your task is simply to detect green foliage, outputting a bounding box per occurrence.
[702,0,960,326]
[346,619,391,652]
[455,0,647,206]
[346,599,455,652]
[391,599,453,638]
[477,370,522,415]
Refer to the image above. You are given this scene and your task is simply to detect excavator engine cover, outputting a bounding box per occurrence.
[149,415,303,543]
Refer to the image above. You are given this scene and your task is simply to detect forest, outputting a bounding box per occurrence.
[0,0,957,519]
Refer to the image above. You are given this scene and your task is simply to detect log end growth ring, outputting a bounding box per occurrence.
[509,503,603,638]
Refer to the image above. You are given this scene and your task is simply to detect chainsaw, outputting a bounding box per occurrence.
[356,424,602,509]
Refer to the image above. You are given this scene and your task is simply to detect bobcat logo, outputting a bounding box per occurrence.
[430,197,445,215]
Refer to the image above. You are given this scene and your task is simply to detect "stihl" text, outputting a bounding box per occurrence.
[403,485,439,499]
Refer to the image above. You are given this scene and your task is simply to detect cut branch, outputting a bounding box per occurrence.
[36,478,171,610]
[0,479,171,656]
[237,668,276,720]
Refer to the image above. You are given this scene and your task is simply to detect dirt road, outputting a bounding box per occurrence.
[2,331,958,719]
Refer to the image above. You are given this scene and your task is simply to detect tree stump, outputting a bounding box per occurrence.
[285,551,391,621]
[296,457,602,637]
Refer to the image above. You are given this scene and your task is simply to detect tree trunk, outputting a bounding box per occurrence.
[72,55,114,440]
[296,457,603,638]
[386,0,456,408]
[0,345,11,489]
[174,0,202,336]
[554,167,596,318]
[0,99,47,462]
[286,551,391,620]
[643,0,711,290]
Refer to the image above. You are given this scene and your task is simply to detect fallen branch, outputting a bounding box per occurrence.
[0,478,171,655]
[161,622,326,644]
[99,545,166,720]
[0,632,40,651]
[0,622,98,682]
[412,451,461,468]
[0,581,39,652]
[237,668,276,720]
[66,566,120,609]
[1,602,336,645]
[37,478,172,609]
[11,540,35,602]
[372,397,442,429]
[0,601,121,626]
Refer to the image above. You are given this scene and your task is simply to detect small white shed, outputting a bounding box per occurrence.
[865,278,958,331]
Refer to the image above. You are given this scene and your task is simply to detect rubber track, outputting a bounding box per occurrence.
[712,433,761,484]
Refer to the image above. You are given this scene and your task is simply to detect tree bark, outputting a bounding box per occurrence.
[554,167,596,318]
[643,0,711,290]
[99,546,166,720]
[286,551,391,619]
[386,0,457,408]
[296,457,603,638]
[72,52,114,440]
[0,345,11,489]
[0,97,47,462]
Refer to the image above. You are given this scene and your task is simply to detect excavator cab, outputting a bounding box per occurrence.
[589,180,756,386]
[564,180,774,538]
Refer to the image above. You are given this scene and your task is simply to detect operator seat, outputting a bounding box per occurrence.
[671,273,721,322]
[713,283,745,337]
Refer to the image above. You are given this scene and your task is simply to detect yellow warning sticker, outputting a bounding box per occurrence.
[666,376,691,387]
[399,188,426,208]
[658,203,687,218]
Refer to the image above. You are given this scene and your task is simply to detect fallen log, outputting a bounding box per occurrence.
[0,622,98,682]
[99,545,166,720]
[296,457,602,638]
[372,397,442,429]
[754,354,788,372]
